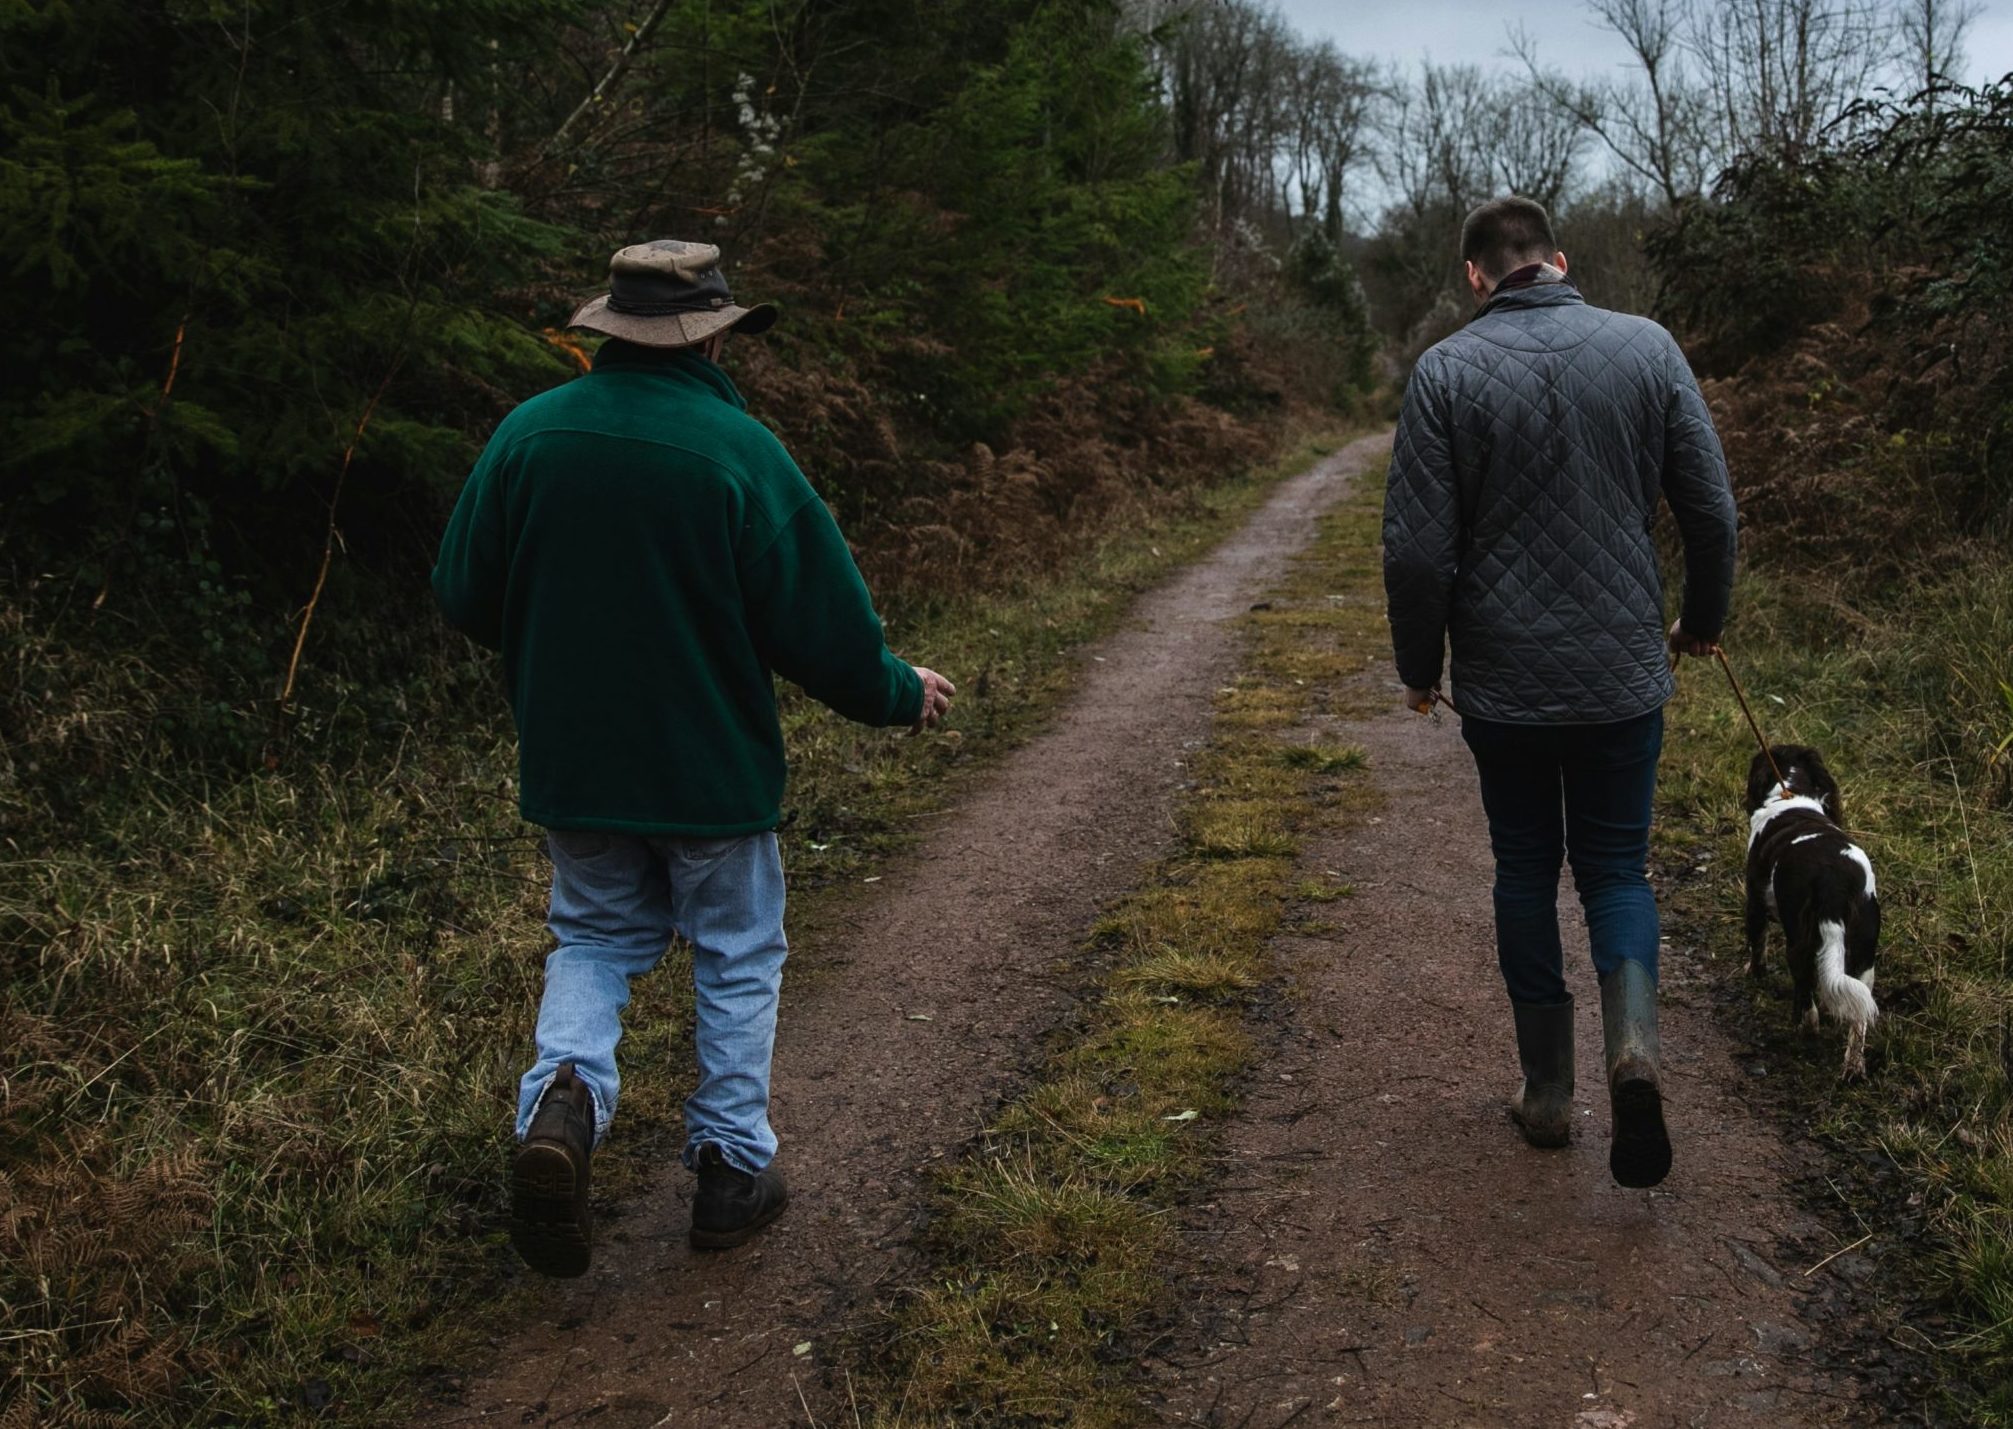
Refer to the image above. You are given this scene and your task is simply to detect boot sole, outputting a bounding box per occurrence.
[511,1141,592,1277]
[1609,1073,1672,1188]
[689,1196,788,1250]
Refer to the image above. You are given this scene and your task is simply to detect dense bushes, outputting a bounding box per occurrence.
[1651,79,2013,561]
[0,0,580,810]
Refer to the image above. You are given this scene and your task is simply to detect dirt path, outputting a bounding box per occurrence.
[434,434,1395,1427]
[1142,668,1896,1426]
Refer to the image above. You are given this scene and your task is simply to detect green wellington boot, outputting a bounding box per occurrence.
[1600,961,1672,1188]
[1508,998,1574,1148]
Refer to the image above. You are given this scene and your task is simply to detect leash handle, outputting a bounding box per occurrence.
[1409,688,1458,723]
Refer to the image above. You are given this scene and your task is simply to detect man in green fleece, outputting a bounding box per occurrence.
[433,239,953,1277]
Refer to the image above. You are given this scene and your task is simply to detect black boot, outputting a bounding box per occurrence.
[510,1063,596,1277]
[1600,962,1672,1188]
[690,1144,788,1249]
[1508,998,1574,1148]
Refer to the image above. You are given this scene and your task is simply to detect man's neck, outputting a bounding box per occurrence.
[1487,261,1567,298]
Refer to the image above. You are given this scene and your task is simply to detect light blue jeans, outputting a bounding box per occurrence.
[514,830,788,1174]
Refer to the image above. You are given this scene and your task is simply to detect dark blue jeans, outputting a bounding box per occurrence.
[1460,708,1663,1006]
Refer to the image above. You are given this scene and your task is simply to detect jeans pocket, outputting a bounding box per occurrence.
[549,830,614,863]
[672,833,755,862]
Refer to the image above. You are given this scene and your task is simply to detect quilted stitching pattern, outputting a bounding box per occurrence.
[1383,282,1737,724]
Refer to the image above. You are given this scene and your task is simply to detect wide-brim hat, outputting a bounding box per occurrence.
[569,239,777,347]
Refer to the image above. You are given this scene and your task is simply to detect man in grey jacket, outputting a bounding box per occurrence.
[1382,196,1736,1190]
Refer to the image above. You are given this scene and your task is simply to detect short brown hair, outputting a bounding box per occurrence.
[1460,196,1558,281]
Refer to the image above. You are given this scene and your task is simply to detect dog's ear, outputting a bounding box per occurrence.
[1802,748,1846,830]
[1745,750,1778,812]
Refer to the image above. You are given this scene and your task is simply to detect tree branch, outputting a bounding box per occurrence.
[546,0,676,155]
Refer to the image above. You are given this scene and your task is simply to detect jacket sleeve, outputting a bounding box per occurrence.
[1660,337,1738,642]
[431,439,509,652]
[743,495,924,728]
[1383,358,1460,692]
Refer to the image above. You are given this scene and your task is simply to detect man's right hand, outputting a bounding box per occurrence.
[909,667,955,735]
[1667,620,1719,659]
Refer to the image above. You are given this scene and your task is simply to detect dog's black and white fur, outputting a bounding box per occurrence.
[1744,745,1880,1078]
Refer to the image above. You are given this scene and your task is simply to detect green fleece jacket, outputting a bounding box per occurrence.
[432,342,923,834]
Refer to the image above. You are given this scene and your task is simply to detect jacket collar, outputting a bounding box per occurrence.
[592,339,749,411]
[1474,276,1585,323]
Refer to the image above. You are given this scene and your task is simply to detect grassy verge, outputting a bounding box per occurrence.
[0,429,1357,1426]
[858,462,1391,1424]
[1655,552,2013,1421]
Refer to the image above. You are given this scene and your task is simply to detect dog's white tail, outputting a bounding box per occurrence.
[1817,919,1878,1028]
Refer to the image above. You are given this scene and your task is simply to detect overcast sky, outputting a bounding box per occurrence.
[1272,0,2013,87]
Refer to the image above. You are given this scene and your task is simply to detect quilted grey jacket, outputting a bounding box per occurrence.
[1383,279,1736,724]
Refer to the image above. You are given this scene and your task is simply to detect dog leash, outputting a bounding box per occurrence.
[1678,645,1787,791]
[1409,688,1459,723]
[1714,648,1788,790]
[1423,648,1786,793]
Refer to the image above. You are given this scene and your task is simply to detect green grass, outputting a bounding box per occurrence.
[1278,741,1367,774]
[1655,553,2013,1422]
[0,429,1356,1426]
[858,463,1390,1424]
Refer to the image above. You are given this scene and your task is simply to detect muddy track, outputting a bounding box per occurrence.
[1141,666,1914,1427]
[431,434,1395,1427]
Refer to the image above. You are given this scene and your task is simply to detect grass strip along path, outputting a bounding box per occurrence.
[857,456,1391,1425]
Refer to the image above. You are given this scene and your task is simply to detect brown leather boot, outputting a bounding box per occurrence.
[510,1063,595,1277]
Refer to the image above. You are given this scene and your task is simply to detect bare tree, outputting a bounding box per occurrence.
[1381,62,1493,219]
[1690,0,1895,158]
[1511,0,1712,207]
[1149,1,1386,250]
[1226,12,1299,221]
[1286,43,1383,239]
[1896,0,1982,98]
[1369,62,1497,336]
[1489,77,1586,206]
[1159,1,1289,232]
